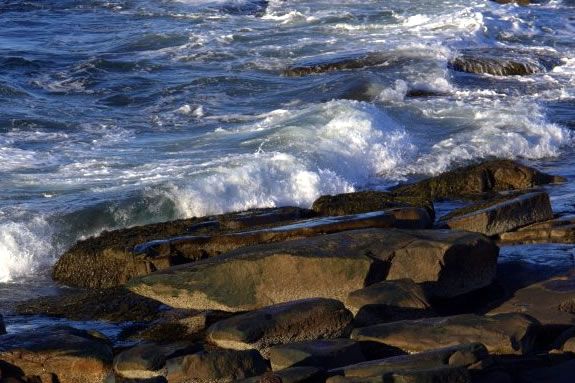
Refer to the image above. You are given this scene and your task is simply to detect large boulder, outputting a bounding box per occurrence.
[268,339,365,371]
[488,272,575,325]
[351,313,539,355]
[0,326,113,383]
[392,160,564,201]
[439,192,553,236]
[346,279,433,326]
[53,207,314,288]
[128,229,498,311]
[333,343,487,379]
[165,348,268,383]
[206,298,353,357]
[311,191,434,219]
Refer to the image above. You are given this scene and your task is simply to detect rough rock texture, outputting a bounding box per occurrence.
[346,279,433,326]
[386,207,433,229]
[53,207,314,288]
[268,339,365,371]
[114,343,166,379]
[351,313,539,355]
[15,287,163,322]
[238,367,324,383]
[439,192,553,236]
[488,272,575,325]
[165,348,268,383]
[311,191,434,219]
[134,210,396,261]
[333,343,488,379]
[499,215,575,244]
[392,160,564,201]
[128,229,498,310]
[283,52,399,76]
[206,298,353,357]
[0,326,113,383]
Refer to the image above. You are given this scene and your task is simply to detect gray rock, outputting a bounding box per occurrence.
[206,298,353,357]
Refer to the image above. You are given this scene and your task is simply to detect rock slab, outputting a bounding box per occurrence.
[351,313,539,355]
[128,228,499,311]
[206,298,353,357]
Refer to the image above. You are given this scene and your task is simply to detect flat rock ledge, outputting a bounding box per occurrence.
[127,228,498,311]
[351,313,540,355]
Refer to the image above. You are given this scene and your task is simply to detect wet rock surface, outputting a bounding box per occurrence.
[439,192,553,236]
[53,207,314,289]
[391,159,563,201]
[499,214,575,244]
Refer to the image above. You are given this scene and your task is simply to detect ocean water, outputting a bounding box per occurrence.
[2,0,575,322]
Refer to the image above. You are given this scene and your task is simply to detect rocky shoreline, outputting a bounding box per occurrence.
[2,159,575,382]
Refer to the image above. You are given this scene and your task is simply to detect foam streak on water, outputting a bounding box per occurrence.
[1,0,575,285]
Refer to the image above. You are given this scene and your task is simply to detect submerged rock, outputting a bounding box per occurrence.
[283,52,399,76]
[346,279,433,326]
[439,192,553,236]
[0,326,113,383]
[206,298,353,357]
[127,228,498,311]
[391,160,564,201]
[351,313,539,355]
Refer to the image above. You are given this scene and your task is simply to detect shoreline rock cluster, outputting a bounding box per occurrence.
[3,159,575,382]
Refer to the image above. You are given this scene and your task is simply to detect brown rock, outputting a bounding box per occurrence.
[351,313,539,355]
[283,52,398,76]
[488,271,575,326]
[206,299,353,357]
[238,367,324,383]
[346,279,433,326]
[311,191,434,219]
[0,326,113,383]
[334,343,488,379]
[165,348,268,383]
[114,343,166,379]
[268,339,364,371]
[53,207,314,288]
[127,229,498,311]
[440,192,553,236]
[392,160,563,201]
[499,215,575,244]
